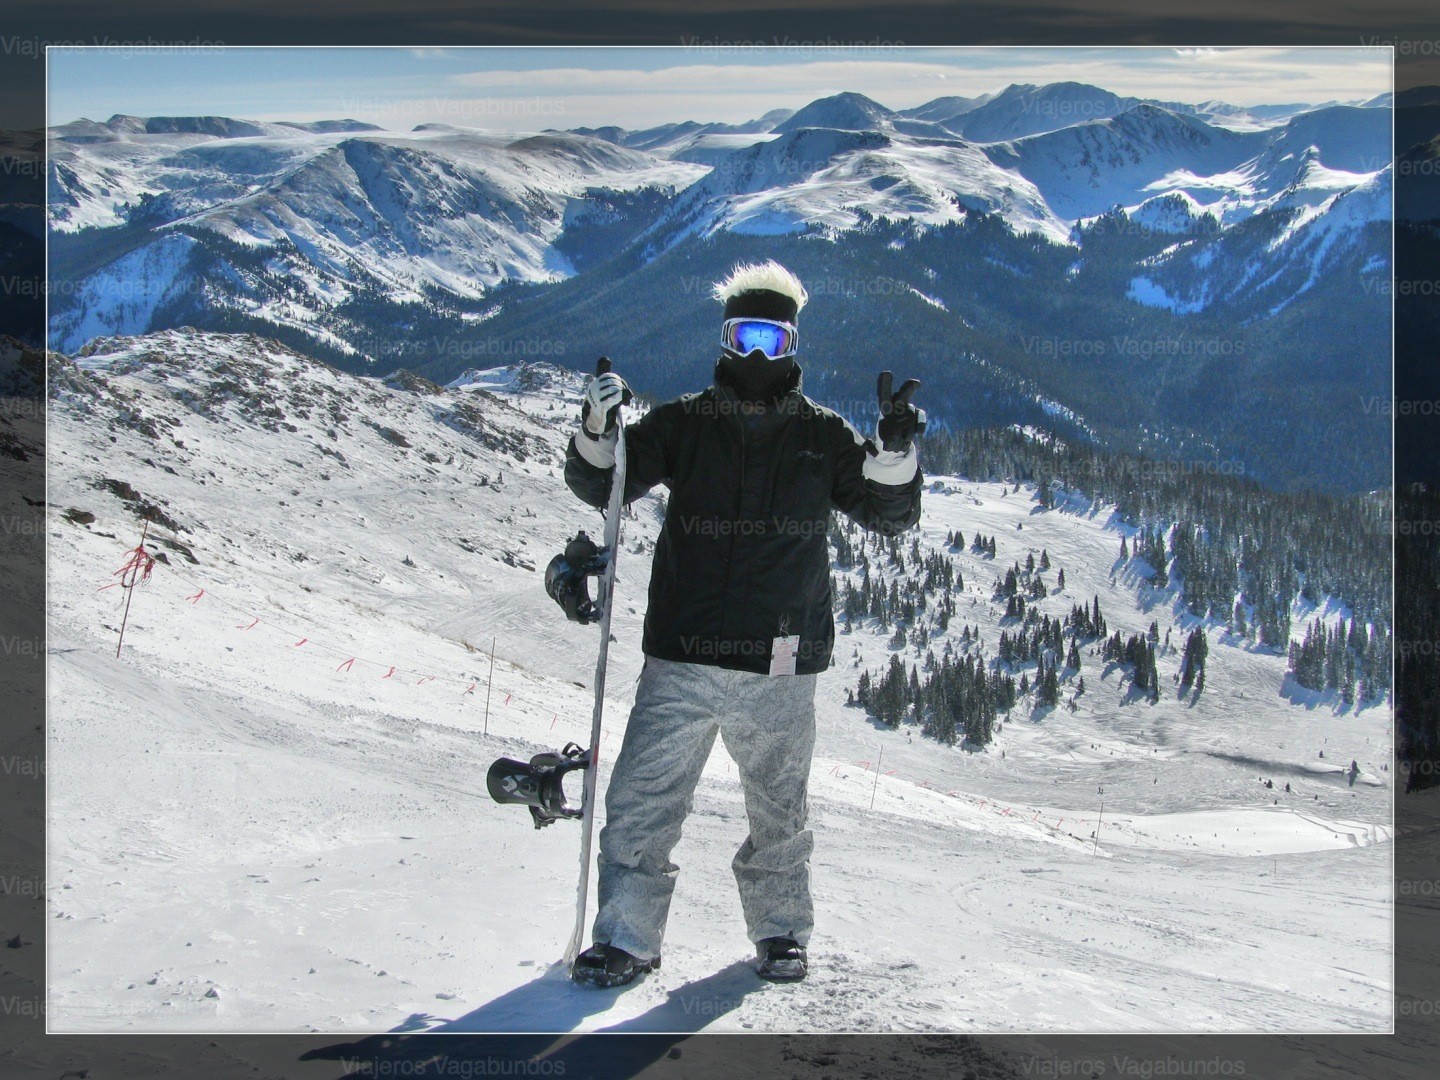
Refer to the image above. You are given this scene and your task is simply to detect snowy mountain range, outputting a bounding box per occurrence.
[46,83,1398,345]
[45,329,1392,1033]
[47,119,706,351]
[45,81,1402,492]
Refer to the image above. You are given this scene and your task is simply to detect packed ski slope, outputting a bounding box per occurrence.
[46,333,1392,1033]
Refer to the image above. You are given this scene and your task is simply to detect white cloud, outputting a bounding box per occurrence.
[47,45,1393,133]
[428,49,1390,129]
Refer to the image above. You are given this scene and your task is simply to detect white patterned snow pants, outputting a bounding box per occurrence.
[592,656,817,960]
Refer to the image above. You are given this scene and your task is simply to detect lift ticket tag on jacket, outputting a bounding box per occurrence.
[769,635,799,676]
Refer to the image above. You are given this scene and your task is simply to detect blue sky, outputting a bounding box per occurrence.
[47,46,1391,131]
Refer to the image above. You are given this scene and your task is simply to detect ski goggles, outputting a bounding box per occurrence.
[721,317,798,360]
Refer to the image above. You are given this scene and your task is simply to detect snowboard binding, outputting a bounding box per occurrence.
[487,742,592,829]
[544,531,612,625]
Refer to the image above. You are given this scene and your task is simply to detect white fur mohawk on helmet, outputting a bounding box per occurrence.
[712,260,809,313]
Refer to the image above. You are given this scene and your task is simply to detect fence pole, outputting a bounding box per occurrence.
[483,637,496,735]
[115,520,150,659]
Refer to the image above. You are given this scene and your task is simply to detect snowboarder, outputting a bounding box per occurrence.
[563,260,924,987]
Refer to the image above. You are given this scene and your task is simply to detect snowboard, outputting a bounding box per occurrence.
[564,357,628,963]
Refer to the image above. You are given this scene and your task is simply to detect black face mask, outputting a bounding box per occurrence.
[718,349,795,402]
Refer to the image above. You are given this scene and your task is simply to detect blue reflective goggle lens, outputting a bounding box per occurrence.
[723,319,797,359]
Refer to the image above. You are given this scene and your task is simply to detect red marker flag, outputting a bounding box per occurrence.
[113,543,156,589]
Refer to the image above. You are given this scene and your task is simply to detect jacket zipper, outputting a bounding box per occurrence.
[719,409,746,639]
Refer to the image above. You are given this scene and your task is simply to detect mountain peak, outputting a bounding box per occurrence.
[773,92,896,134]
[990,82,1039,100]
[950,82,1133,143]
[754,107,797,128]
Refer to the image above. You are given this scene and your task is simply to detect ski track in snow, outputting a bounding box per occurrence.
[45,331,1392,1034]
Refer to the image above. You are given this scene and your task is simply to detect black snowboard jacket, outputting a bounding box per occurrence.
[564,362,923,676]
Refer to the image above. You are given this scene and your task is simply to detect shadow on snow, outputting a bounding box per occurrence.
[299,960,771,1078]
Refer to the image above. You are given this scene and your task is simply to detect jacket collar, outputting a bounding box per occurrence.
[711,358,815,419]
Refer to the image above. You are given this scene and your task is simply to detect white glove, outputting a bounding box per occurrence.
[582,372,631,439]
[863,441,919,485]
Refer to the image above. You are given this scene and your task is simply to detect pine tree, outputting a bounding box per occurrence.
[878,654,908,726]
[1037,657,1060,707]
[1179,628,1208,692]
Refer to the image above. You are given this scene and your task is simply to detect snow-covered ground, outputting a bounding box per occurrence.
[45,331,1392,1033]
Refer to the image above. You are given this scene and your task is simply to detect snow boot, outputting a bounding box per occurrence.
[756,937,807,982]
[570,943,660,989]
